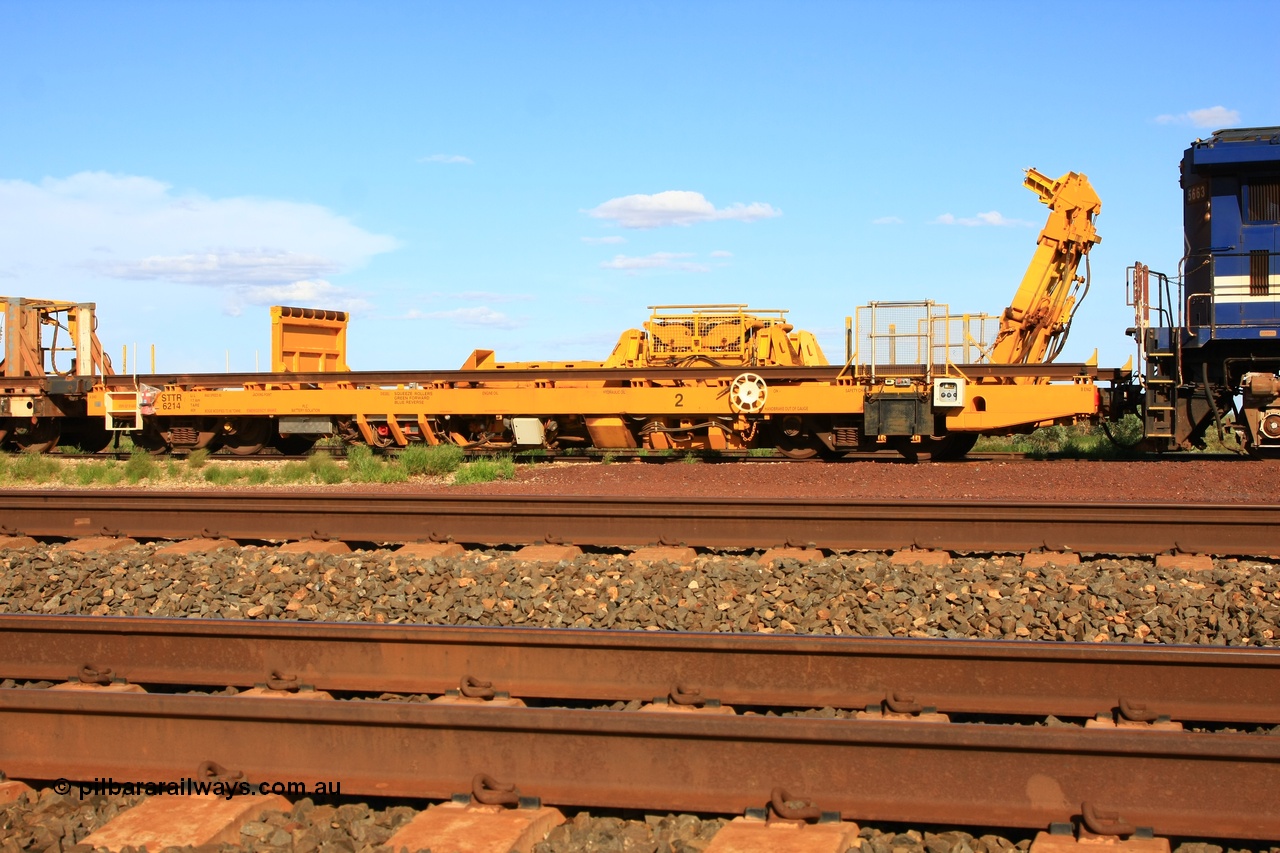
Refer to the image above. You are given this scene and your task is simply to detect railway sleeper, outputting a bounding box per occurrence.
[1,774,1204,853]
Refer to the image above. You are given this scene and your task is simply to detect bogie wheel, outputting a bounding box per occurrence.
[220,418,272,456]
[889,438,919,462]
[9,419,61,454]
[771,417,819,460]
[61,425,114,454]
[130,424,171,455]
[273,435,318,456]
[916,433,978,462]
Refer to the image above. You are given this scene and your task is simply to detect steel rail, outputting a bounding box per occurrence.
[0,689,1275,839]
[96,362,1108,389]
[2,616,1278,724]
[0,491,1277,556]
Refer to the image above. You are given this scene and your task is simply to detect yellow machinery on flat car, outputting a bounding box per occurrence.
[1,167,1115,460]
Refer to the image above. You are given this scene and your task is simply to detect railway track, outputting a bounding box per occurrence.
[42,447,1255,463]
[1,615,1278,841]
[53,448,1034,463]
[0,490,1277,557]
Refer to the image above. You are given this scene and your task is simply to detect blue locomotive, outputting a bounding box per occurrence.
[1128,127,1280,452]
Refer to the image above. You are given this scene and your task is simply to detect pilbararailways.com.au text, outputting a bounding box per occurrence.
[55,777,342,801]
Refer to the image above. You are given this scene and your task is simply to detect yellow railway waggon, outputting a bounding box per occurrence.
[1,168,1115,461]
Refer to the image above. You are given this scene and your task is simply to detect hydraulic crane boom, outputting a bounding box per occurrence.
[989,169,1101,373]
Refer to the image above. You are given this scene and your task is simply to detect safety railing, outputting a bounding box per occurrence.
[645,304,792,363]
[852,301,997,380]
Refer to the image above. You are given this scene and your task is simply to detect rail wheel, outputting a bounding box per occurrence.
[219,417,271,456]
[914,433,978,461]
[273,434,317,456]
[131,424,171,455]
[778,443,819,460]
[9,419,60,453]
[771,416,819,460]
[61,424,114,454]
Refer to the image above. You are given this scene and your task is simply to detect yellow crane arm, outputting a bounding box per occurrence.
[989,168,1101,368]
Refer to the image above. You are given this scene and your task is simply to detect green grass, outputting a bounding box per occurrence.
[60,460,124,486]
[275,461,313,484]
[0,438,488,487]
[307,452,346,484]
[347,444,408,483]
[399,443,464,476]
[748,447,776,457]
[680,452,701,464]
[124,449,160,483]
[969,414,1238,459]
[63,464,101,486]
[204,466,249,485]
[345,444,380,481]
[8,452,59,483]
[600,451,617,464]
[453,455,517,485]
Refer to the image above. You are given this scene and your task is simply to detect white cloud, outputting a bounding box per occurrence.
[0,172,397,308]
[872,216,904,225]
[934,210,1032,227]
[410,306,521,329]
[710,250,733,258]
[97,249,340,285]
[581,235,626,244]
[239,280,372,313]
[586,191,780,229]
[419,154,474,165]
[455,291,535,303]
[600,251,711,274]
[1155,106,1240,128]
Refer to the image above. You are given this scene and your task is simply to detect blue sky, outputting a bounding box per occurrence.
[2,1,1277,373]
